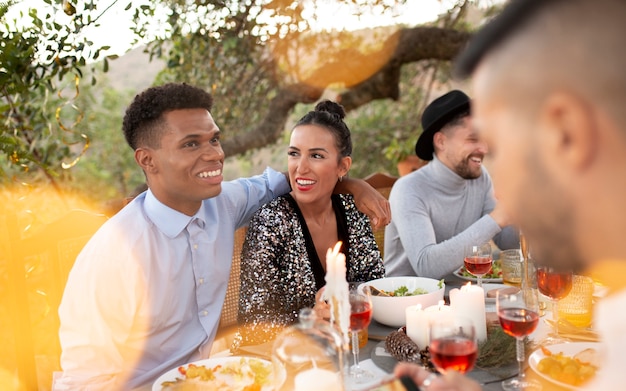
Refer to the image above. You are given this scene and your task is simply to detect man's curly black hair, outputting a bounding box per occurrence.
[122,83,214,150]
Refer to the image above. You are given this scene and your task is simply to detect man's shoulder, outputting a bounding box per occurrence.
[392,168,432,192]
[94,203,148,239]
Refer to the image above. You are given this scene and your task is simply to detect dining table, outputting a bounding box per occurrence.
[356,275,510,391]
[148,274,600,391]
[355,274,599,391]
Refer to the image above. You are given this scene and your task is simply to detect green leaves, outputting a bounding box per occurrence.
[0,0,112,185]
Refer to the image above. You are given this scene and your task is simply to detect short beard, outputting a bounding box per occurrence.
[454,157,483,180]
[518,153,586,273]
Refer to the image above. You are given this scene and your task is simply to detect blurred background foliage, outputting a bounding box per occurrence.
[0,0,490,212]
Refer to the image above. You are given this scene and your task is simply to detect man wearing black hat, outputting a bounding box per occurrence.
[394,0,626,389]
[383,89,518,279]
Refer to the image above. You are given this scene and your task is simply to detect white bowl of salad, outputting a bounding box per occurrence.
[360,276,445,328]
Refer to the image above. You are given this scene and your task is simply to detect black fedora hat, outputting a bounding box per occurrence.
[415,90,471,161]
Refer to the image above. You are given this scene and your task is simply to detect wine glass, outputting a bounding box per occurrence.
[535,265,573,342]
[348,285,374,383]
[429,317,477,375]
[464,243,493,287]
[496,288,542,391]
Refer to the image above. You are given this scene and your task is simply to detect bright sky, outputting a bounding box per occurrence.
[82,0,466,55]
[6,0,480,56]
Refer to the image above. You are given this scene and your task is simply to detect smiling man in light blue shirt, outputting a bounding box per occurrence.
[54,83,390,390]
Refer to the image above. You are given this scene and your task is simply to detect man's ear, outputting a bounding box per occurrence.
[433,131,446,152]
[135,148,157,174]
[539,92,597,171]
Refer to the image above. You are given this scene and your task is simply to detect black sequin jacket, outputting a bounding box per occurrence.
[233,193,384,349]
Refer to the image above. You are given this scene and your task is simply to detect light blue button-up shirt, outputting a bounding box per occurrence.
[56,168,289,390]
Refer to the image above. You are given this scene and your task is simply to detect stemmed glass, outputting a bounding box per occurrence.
[497,288,542,391]
[536,265,573,342]
[429,317,478,375]
[348,285,374,384]
[464,243,493,287]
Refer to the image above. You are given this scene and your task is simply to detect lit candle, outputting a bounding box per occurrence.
[294,368,342,391]
[321,241,350,342]
[424,300,454,316]
[449,282,487,342]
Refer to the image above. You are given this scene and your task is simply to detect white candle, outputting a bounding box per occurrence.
[294,368,342,391]
[424,300,454,318]
[406,304,429,349]
[321,242,350,342]
[406,300,455,347]
[449,282,487,342]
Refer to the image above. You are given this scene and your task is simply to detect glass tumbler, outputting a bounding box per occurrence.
[558,275,594,328]
[501,249,522,287]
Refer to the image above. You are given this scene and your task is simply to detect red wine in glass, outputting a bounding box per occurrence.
[498,308,540,337]
[464,243,493,287]
[349,299,372,331]
[536,268,573,299]
[429,337,478,374]
[496,289,542,391]
[349,288,374,383]
[536,266,573,342]
[464,256,493,276]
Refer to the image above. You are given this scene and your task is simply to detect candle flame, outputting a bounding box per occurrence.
[437,300,445,310]
[465,282,472,287]
[414,304,422,311]
[330,241,342,257]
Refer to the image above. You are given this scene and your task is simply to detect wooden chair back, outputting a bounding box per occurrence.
[363,172,398,258]
[219,226,247,329]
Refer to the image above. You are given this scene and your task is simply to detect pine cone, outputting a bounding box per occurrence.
[419,346,436,372]
[385,326,421,363]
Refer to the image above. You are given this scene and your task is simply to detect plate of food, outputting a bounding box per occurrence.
[454,261,503,283]
[528,342,601,390]
[152,356,285,391]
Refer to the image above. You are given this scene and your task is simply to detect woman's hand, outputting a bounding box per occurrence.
[336,178,391,230]
[313,287,331,321]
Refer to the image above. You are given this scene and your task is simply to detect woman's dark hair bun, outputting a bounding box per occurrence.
[314,100,346,120]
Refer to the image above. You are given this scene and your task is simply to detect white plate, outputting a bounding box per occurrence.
[152,356,285,391]
[528,342,601,390]
[453,267,503,283]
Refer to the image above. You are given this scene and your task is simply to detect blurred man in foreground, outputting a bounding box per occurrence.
[396,0,626,389]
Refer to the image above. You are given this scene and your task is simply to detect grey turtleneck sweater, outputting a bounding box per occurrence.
[384,155,519,279]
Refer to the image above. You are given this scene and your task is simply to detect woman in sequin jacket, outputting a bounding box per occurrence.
[234,100,385,349]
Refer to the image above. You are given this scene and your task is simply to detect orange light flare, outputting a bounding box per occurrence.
[270,25,400,90]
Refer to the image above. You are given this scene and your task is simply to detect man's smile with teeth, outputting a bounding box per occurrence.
[198,169,221,178]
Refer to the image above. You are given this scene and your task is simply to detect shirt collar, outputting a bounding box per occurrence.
[144,189,206,238]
